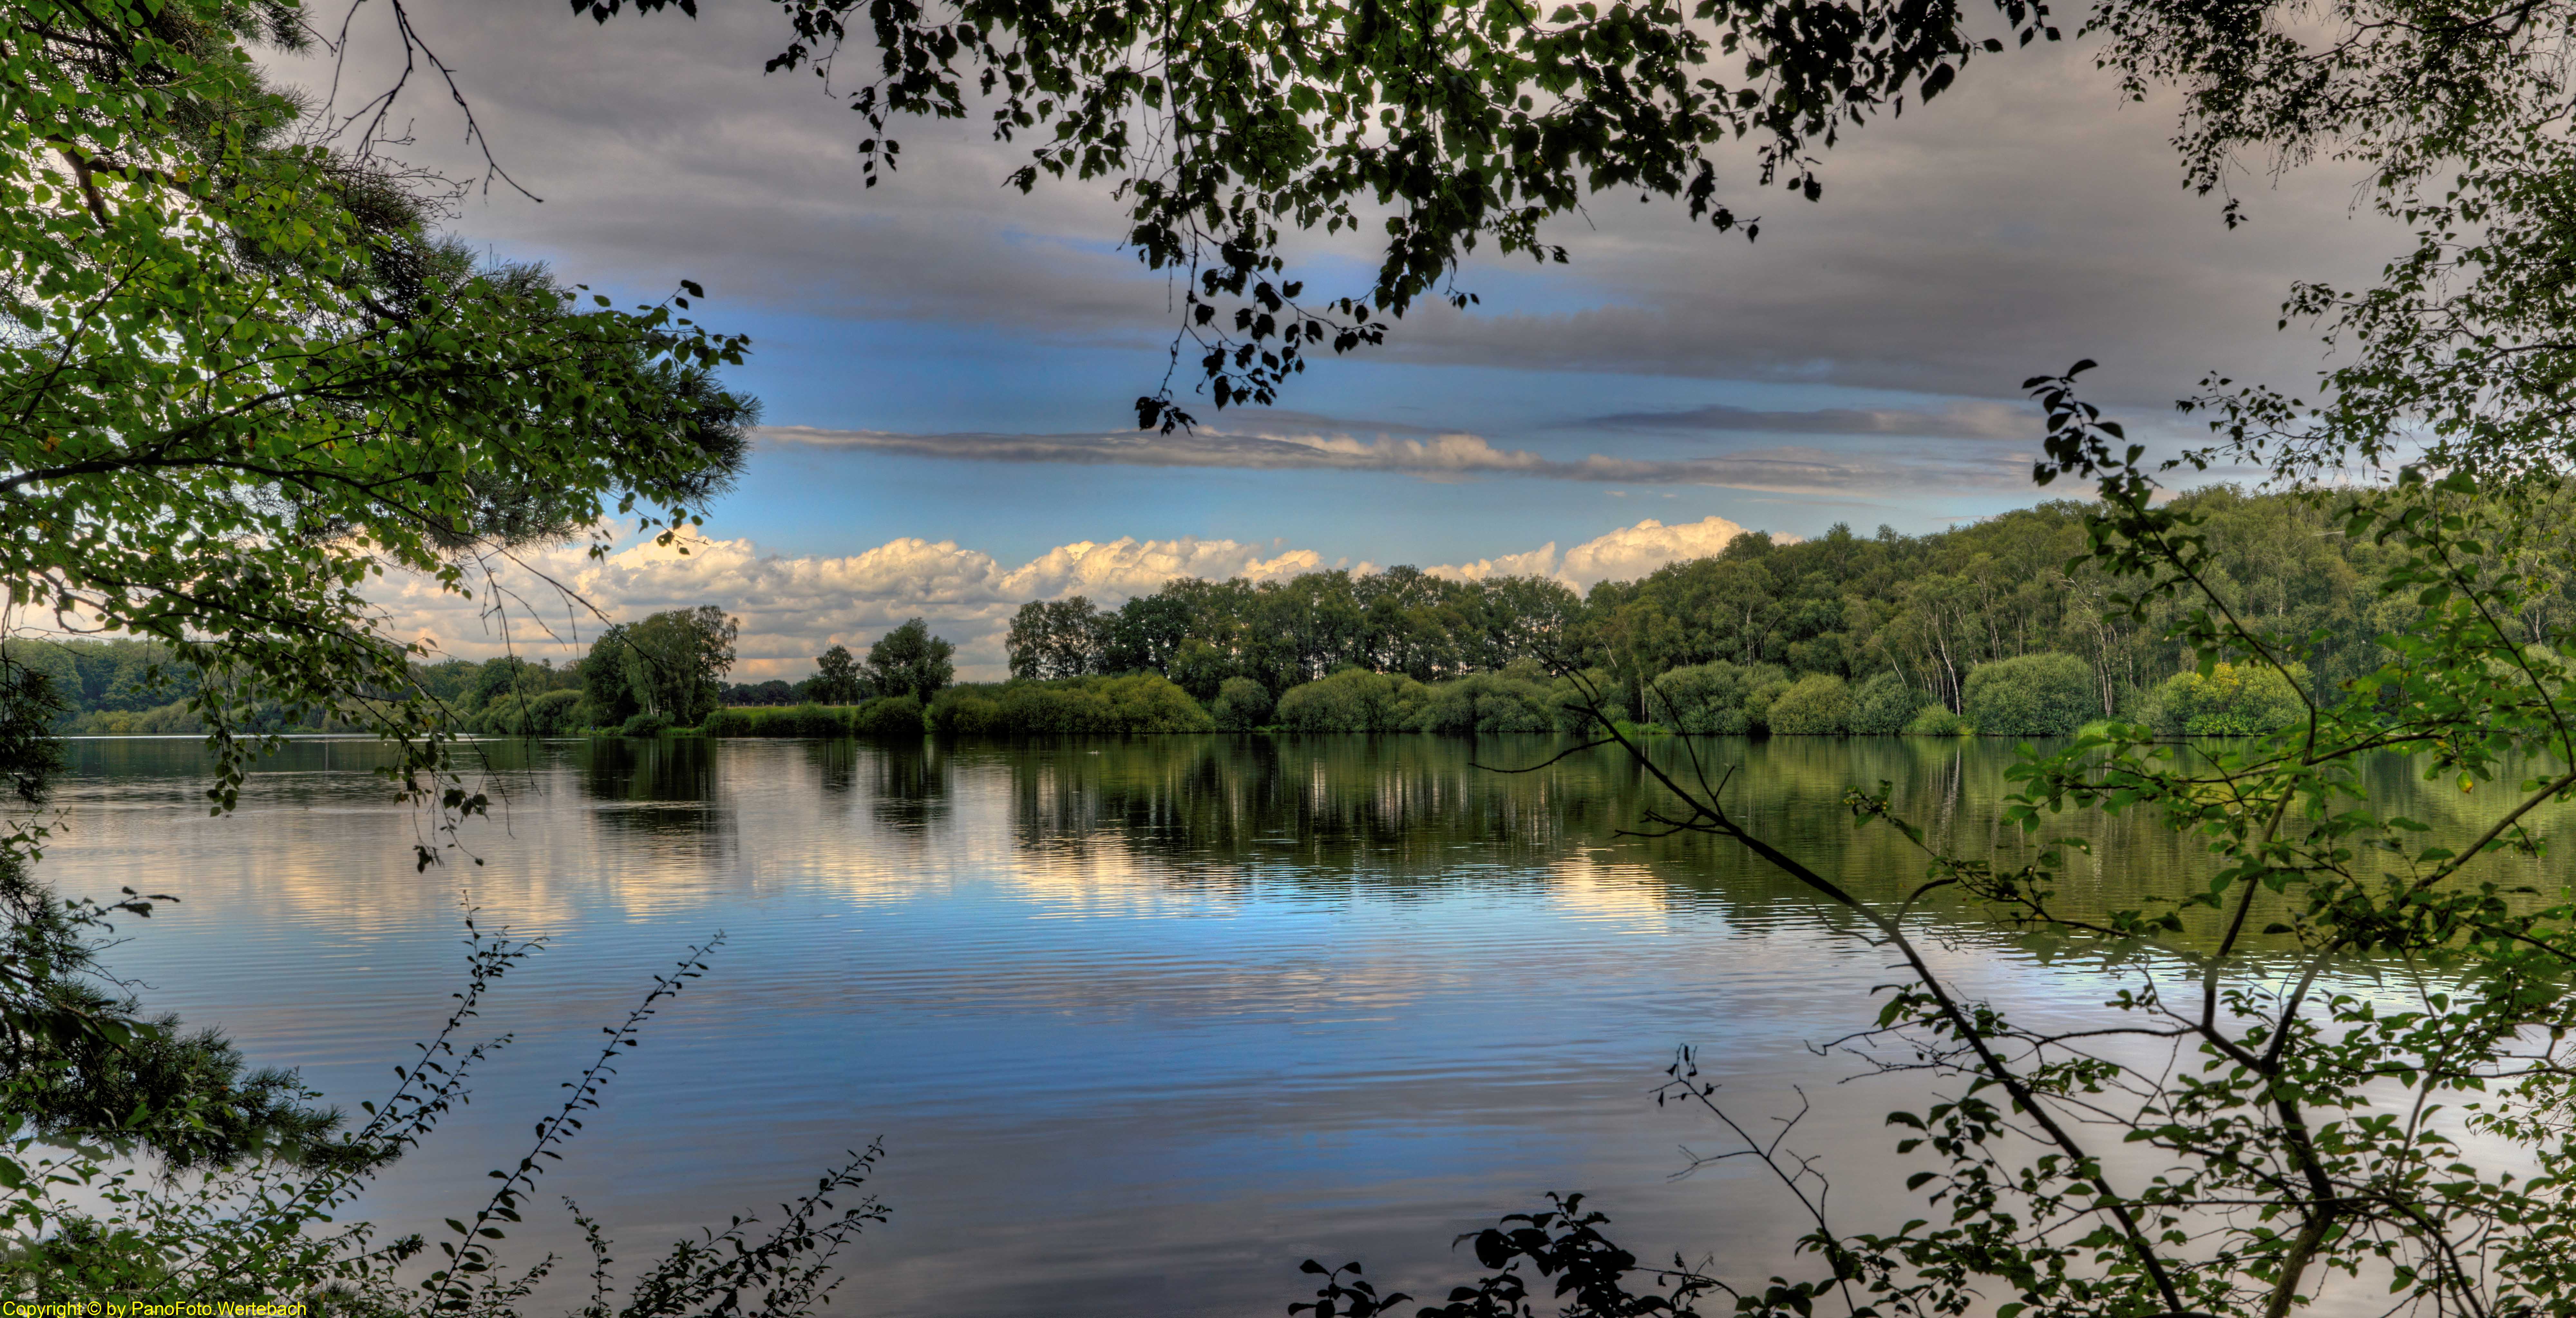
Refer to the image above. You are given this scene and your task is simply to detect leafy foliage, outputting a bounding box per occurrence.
[0,0,753,815]
[809,644,867,705]
[1319,373,2576,1316]
[1957,650,2092,736]
[1210,676,1275,731]
[1764,673,1852,734]
[864,618,957,702]
[1009,497,2409,732]
[2144,659,2307,736]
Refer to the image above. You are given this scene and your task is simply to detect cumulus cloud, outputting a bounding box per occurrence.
[378,516,1778,680]
[757,425,2037,494]
[379,532,1321,681]
[1427,516,1772,589]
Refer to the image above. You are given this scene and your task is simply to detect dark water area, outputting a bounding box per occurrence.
[41,735,2559,1316]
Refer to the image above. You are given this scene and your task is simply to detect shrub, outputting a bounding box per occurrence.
[703,694,925,738]
[1547,669,1628,734]
[700,706,758,736]
[1273,670,1428,732]
[1211,677,1274,731]
[995,681,1109,734]
[852,693,925,736]
[928,685,1006,735]
[1642,662,1785,735]
[485,688,584,736]
[617,711,673,739]
[1961,653,2094,737]
[1095,674,1215,732]
[702,705,830,736]
[1417,672,1557,734]
[2147,662,2308,736]
[1848,672,1926,735]
[1742,672,1795,734]
[58,699,208,736]
[1905,705,1971,736]
[929,676,1209,736]
[1766,674,1853,735]
[786,703,853,737]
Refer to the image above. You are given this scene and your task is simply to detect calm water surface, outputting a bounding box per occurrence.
[41,735,2545,1316]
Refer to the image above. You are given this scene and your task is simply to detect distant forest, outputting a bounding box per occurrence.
[1002,488,2426,720]
[4,487,2489,738]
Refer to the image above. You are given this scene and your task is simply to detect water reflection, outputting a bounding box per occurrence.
[39,732,2569,1318]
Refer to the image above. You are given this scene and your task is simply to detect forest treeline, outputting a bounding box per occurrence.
[1001,487,2437,733]
[5,488,2465,740]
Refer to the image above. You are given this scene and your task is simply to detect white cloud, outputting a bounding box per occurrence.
[1563,516,1774,585]
[379,532,1322,681]
[375,514,1785,681]
[1428,516,1774,589]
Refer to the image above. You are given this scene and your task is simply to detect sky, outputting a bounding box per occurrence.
[293,0,2405,679]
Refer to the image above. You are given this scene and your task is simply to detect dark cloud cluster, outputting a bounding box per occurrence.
[1585,399,2033,438]
[758,422,2039,494]
[276,4,2400,422]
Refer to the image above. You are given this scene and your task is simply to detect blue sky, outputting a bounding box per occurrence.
[301,1,2401,675]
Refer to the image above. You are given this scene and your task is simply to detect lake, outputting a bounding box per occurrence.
[41,734,2541,1317]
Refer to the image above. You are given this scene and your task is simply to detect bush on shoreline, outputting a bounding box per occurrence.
[2142,661,2309,735]
[929,674,1215,735]
[610,653,2256,742]
[1961,653,2095,737]
[702,695,927,738]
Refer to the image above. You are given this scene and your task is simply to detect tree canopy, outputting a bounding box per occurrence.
[1,0,757,809]
[0,0,757,1175]
[865,618,956,701]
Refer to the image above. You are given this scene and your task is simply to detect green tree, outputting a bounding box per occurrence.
[865,618,956,702]
[1005,597,1105,679]
[579,626,642,726]
[810,643,867,704]
[1166,637,1236,703]
[0,0,754,1170]
[616,606,739,726]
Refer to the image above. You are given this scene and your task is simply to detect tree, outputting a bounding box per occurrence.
[616,606,740,726]
[810,644,867,704]
[865,619,955,702]
[0,0,754,1169]
[0,0,755,791]
[1004,597,1105,680]
[1302,400,2576,1318]
[579,626,641,726]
